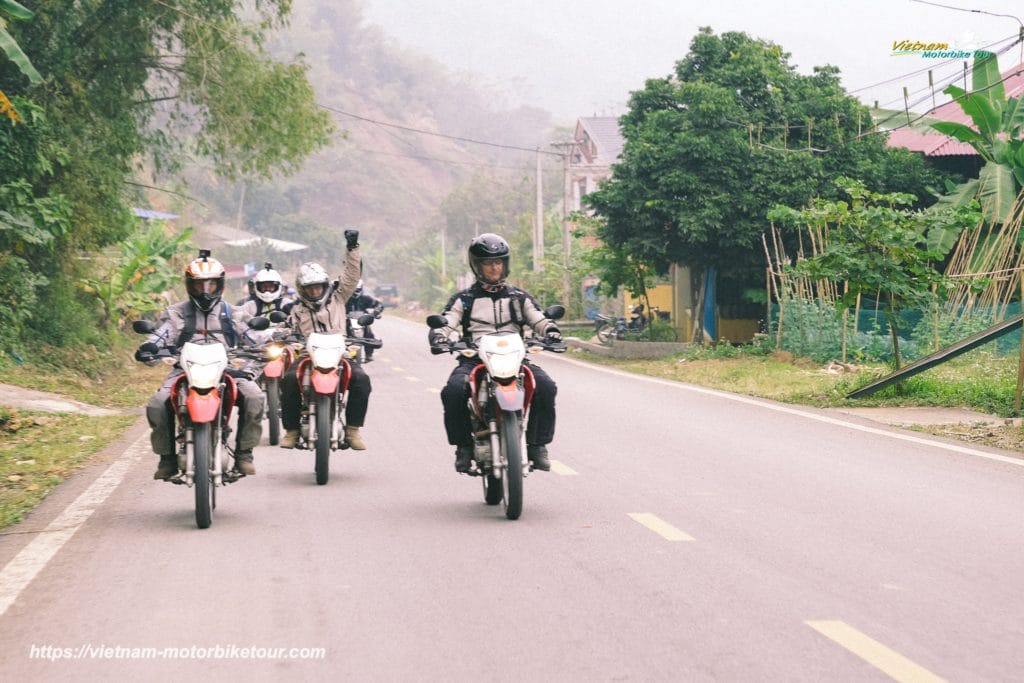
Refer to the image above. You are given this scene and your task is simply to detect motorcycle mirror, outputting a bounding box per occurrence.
[357,313,375,327]
[132,320,156,334]
[248,316,270,330]
[426,314,446,329]
[544,304,566,321]
[268,310,287,323]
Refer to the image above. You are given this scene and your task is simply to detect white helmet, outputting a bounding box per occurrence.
[296,262,331,310]
[254,262,283,304]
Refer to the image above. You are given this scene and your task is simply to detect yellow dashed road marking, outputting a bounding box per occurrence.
[806,620,946,683]
[550,460,577,475]
[627,513,694,541]
[404,376,420,382]
[426,387,440,394]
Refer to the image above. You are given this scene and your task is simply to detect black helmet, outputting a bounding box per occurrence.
[468,233,510,286]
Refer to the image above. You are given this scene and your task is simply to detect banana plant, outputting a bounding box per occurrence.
[0,0,41,84]
[929,51,1024,230]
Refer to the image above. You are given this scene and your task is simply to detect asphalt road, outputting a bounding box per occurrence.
[1,314,1023,681]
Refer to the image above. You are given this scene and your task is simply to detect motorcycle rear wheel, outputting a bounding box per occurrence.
[483,473,502,505]
[266,378,281,446]
[315,394,331,485]
[193,423,213,529]
[596,324,613,345]
[500,410,523,520]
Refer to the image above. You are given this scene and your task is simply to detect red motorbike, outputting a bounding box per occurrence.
[134,317,269,528]
[290,314,380,485]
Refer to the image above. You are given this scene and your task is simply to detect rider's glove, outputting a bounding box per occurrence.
[545,325,562,342]
[344,229,359,250]
[135,342,160,365]
[429,331,446,347]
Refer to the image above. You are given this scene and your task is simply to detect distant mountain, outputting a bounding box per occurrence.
[201,0,557,248]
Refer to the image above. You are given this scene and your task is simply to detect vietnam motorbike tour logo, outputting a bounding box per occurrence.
[890,32,982,59]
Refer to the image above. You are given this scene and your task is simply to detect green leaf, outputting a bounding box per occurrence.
[977,162,1015,224]
[0,28,41,84]
[971,51,1005,108]
[0,0,33,21]
[930,120,986,145]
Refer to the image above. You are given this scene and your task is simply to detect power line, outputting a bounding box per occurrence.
[318,103,564,157]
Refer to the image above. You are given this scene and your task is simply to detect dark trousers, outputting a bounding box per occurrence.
[281,361,371,429]
[440,357,556,447]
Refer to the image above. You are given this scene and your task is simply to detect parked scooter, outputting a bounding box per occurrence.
[594,303,649,344]
[133,317,270,529]
[428,305,566,520]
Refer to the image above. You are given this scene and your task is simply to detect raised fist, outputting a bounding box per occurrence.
[344,229,359,249]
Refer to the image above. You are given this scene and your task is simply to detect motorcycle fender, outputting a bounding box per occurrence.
[493,383,524,411]
[311,369,340,394]
[186,388,221,423]
[264,358,285,378]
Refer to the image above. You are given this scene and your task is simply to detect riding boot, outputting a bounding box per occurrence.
[527,445,550,471]
[153,455,178,480]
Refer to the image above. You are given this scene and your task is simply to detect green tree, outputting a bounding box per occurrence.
[0,1,332,352]
[585,28,942,339]
[771,179,955,368]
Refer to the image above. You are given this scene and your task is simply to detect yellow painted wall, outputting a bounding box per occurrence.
[624,284,673,318]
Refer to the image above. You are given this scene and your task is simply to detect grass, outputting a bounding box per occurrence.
[0,342,164,530]
[572,340,1024,452]
[0,408,136,528]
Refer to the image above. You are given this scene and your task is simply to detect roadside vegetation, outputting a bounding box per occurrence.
[0,345,164,531]
[574,339,1024,452]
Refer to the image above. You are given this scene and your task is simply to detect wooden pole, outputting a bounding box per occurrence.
[1015,271,1024,411]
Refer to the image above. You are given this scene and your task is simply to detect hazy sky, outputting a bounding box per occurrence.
[362,0,1024,123]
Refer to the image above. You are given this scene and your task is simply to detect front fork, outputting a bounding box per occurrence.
[301,372,347,449]
[175,384,231,486]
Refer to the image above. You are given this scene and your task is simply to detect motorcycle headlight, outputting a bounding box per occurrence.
[185,359,224,389]
[483,350,522,379]
[311,345,344,370]
[266,345,284,359]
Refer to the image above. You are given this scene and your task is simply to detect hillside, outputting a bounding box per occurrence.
[183,0,560,251]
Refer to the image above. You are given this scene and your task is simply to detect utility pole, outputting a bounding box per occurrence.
[549,141,576,309]
[440,226,446,281]
[534,149,543,271]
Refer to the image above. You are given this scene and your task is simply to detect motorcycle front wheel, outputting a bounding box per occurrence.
[265,378,281,446]
[315,394,331,485]
[499,410,523,520]
[193,422,213,529]
[595,324,613,345]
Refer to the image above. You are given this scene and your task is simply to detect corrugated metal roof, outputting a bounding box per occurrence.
[886,129,978,156]
[885,62,1024,157]
[133,208,179,220]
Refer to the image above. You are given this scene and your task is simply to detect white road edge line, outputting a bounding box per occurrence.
[0,432,147,618]
[550,354,1024,467]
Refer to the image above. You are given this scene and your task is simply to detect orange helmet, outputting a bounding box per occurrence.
[185,250,226,312]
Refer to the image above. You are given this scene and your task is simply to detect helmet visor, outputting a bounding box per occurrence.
[302,283,326,301]
[256,281,280,294]
[187,278,224,297]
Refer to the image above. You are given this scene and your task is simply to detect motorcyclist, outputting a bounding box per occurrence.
[138,251,265,479]
[345,279,383,361]
[429,233,562,472]
[234,262,294,346]
[235,276,256,306]
[278,229,372,450]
